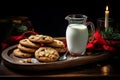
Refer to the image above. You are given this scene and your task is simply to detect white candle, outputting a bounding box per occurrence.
[105,6,109,31]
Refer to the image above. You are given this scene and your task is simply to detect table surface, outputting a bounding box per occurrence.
[0,51,120,79]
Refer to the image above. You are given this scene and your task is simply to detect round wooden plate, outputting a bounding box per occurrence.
[1,44,112,71]
[1,37,112,71]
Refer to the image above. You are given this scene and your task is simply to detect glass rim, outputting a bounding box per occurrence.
[97,18,113,22]
[65,14,87,20]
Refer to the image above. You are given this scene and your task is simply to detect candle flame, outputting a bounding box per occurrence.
[106,6,109,11]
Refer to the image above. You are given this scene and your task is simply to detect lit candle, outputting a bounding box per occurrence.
[105,6,109,31]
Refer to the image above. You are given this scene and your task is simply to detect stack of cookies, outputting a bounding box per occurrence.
[13,34,67,62]
[13,38,40,58]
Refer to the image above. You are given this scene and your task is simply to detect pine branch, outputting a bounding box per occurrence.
[102,26,120,40]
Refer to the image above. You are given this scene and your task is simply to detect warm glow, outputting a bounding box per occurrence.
[106,6,109,11]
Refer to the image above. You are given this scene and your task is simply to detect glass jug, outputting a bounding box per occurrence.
[65,14,95,56]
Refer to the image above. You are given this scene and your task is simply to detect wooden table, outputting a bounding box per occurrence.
[0,52,120,80]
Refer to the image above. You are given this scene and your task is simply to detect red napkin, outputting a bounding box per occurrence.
[87,30,116,52]
[2,30,38,50]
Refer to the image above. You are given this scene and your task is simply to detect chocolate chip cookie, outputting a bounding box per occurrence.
[17,44,37,53]
[47,39,65,47]
[13,48,34,58]
[54,47,67,53]
[35,47,60,62]
[28,35,54,43]
[19,39,40,48]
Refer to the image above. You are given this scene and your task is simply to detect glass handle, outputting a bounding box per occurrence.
[87,21,95,42]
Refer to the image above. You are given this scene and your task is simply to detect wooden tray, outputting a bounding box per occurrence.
[1,44,112,71]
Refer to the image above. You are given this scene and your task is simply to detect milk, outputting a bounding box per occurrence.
[66,24,88,55]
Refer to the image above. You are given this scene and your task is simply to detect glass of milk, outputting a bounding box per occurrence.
[65,14,95,56]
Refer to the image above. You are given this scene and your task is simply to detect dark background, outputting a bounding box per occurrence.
[0,0,120,37]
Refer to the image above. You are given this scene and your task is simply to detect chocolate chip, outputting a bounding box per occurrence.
[41,49,45,51]
[23,39,27,42]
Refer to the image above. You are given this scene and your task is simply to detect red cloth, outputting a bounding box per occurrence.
[87,30,116,52]
[2,30,38,50]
